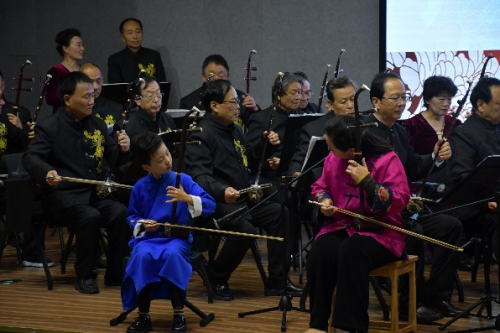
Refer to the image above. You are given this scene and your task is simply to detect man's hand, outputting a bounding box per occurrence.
[242,94,258,112]
[117,130,130,152]
[7,113,22,129]
[434,139,452,162]
[224,186,241,203]
[488,202,497,212]
[45,170,61,186]
[268,157,280,170]
[27,121,35,139]
[263,130,280,146]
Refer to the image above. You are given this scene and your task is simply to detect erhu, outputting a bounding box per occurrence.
[243,49,257,130]
[12,60,34,116]
[33,74,52,123]
[95,77,145,198]
[317,64,331,112]
[250,72,284,202]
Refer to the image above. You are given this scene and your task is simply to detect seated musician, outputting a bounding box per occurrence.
[184,79,302,300]
[404,75,460,155]
[107,18,166,84]
[22,72,132,294]
[289,76,356,179]
[246,72,303,192]
[80,62,124,129]
[448,77,500,263]
[179,54,259,128]
[123,133,215,333]
[307,115,410,333]
[367,72,464,322]
[294,71,321,114]
[0,70,46,268]
[125,76,177,142]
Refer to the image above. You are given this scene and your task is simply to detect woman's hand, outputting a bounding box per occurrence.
[346,158,369,183]
[320,198,336,217]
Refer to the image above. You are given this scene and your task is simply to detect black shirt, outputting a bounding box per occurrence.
[107,47,166,83]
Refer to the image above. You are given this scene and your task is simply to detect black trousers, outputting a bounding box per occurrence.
[208,202,289,286]
[400,214,462,305]
[44,198,131,280]
[306,230,397,332]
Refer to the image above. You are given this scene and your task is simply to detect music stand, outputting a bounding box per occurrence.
[277,114,323,177]
[101,82,171,111]
[435,155,500,332]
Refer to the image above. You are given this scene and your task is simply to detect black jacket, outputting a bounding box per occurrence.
[107,47,166,83]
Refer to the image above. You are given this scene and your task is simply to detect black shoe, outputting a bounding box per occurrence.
[171,314,187,332]
[127,315,152,333]
[427,300,466,317]
[213,283,234,301]
[75,277,99,294]
[400,305,443,324]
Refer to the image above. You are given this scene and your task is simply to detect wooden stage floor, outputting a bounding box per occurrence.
[1,229,500,333]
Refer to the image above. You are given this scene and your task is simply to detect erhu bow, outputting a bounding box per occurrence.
[12,60,34,116]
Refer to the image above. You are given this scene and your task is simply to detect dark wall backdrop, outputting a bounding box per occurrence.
[0,0,380,121]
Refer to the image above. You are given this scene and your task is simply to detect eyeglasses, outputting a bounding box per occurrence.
[283,91,303,98]
[222,99,240,106]
[382,95,411,103]
[142,92,164,101]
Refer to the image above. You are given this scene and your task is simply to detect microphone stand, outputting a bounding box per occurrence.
[236,157,326,332]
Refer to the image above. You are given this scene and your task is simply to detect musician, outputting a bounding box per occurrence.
[179,54,259,128]
[368,72,464,322]
[107,18,166,84]
[448,77,500,260]
[185,79,301,300]
[307,115,410,332]
[125,76,177,141]
[123,133,215,333]
[22,72,132,294]
[404,76,460,155]
[246,72,303,188]
[294,72,321,114]
[46,28,84,113]
[79,63,124,128]
[288,76,356,178]
[0,71,32,130]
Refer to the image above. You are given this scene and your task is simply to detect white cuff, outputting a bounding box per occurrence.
[432,152,444,167]
[133,223,146,238]
[188,195,203,218]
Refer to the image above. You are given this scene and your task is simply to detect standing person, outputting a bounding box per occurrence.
[185,79,301,300]
[307,115,410,332]
[294,72,321,114]
[367,72,464,322]
[123,133,215,333]
[107,18,166,84]
[46,28,84,112]
[22,72,132,294]
[125,76,177,141]
[80,62,124,128]
[179,54,259,128]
